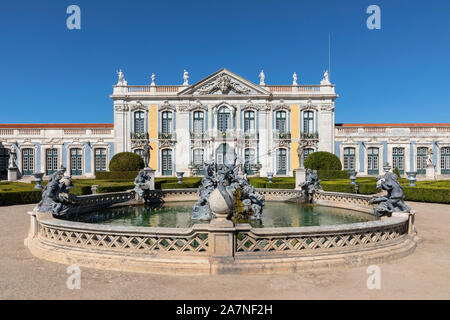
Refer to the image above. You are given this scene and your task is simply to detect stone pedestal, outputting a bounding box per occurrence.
[295,167,306,190]
[8,167,19,181]
[144,167,155,190]
[209,219,235,258]
[425,164,436,180]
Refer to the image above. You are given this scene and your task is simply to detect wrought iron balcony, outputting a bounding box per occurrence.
[273,131,291,140]
[158,132,176,140]
[243,131,259,140]
[300,132,319,140]
[130,132,149,140]
[190,132,209,140]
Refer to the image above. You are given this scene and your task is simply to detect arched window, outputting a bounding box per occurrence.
[244,111,255,132]
[343,147,355,171]
[367,147,379,175]
[440,147,450,174]
[134,111,145,134]
[417,147,428,174]
[95,148,107,172]
[46,148,58,175]
[276,111,287,134]
[217,107,231,132]
[303,111,314,134]
[193,111,204,134]
[161,149,173,176]
[161,111,172,135]
[392,147,405,175]
[70,148,82,176]
[244,148,256,174]
[276,148,287,175]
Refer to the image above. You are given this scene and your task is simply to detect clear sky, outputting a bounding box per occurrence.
[1,0,449,124]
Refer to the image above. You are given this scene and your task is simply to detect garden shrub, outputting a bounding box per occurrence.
[0,190,42,206]
[109,152,144,172]
[317,170,350,180]
[304,152,342,171]
[95,171,139,180]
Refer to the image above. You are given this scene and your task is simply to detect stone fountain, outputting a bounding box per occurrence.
[191,157,265,221]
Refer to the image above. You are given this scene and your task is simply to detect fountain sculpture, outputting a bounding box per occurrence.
[299,169,322,202]
[134,169,152,200]
[369,172,410,218]
[35,170,77,217]
[192,157,265,221]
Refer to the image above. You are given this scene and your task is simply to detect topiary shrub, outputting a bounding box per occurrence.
[304,151,342,171]
[109,152,144,172]
[393,167,401,178]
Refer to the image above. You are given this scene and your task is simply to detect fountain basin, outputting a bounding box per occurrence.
[24,189,418,275]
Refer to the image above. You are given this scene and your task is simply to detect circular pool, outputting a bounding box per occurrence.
[70,201,374,228]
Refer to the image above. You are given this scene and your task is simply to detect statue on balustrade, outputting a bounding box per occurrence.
[35,170,77,217]
[8,146,17,169]
[300,169,322,202]
[134,169,152,200]
[369,172,410,218]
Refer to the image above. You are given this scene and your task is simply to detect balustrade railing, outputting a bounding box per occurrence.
[131,132,149,140]
[273,131,291,139]
[159,132,176,140]
[300,132,319,140]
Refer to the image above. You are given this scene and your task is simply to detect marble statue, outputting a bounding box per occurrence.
[134,169,152,200]
[143,144,153,168]
[259,70,265,85]
[183,69,189,85]
[320,70,330,85]
[192,157,265,220]
[426,148,434,166]
[300,169,322,202]
[35,170,77,217]
[117,69,127,85]
[369,172,410,218]
[297,143,305,168]
[8,146,17,169]
[293,72,298,85]
[151,73,156,86]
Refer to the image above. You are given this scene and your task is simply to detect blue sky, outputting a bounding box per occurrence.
[1,0,449,124]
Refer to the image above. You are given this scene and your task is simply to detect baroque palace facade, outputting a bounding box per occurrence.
[0,68,449,180]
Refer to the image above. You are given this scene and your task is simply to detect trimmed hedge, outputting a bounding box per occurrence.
[109,152,144,172]
[304,152,342,171]
[0,190,42,206]
[95,171,139,180]
[317,170,350,180]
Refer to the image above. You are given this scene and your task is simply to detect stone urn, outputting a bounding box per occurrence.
[33,172,44,189]
[267,172,274,183]
[209,188,235,223]
[406,171,417,187]
[348,170,357,185]
[176,171,184,184]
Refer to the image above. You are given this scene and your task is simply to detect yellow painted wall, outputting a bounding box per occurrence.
[290,104,300,170]
[148,105,158,170]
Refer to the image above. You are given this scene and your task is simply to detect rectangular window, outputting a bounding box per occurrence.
[95,148,107,172]
[441,147,450,174]
[417,147,428,174]
[392,147,405,174]
[343,148,355,171]
[46,149,59,175]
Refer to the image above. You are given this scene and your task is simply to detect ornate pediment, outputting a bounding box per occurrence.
[177,99,208,112]
[241,99,271,112]
[178,68,270,96]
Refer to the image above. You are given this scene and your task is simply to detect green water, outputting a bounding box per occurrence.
[72,202,374,228]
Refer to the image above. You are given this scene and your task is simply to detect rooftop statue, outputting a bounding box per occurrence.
[320,70,330,85]
[35,170,77,217]
[183,69,189,85]
[116,69,127,86]
[259,70,265,85]
[300,169,322,202]
[293,72,298,85]
[134,169,152,200]
[369,172,410,218]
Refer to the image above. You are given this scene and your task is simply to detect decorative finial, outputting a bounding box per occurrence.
[116,69,127,86]
[292,72,298,85]
[320,70,330,85]
[259,70,265,85]
[183,69,189,86]
[151,73,156,86]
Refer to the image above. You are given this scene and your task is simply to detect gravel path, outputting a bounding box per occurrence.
[0,202,449,299]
